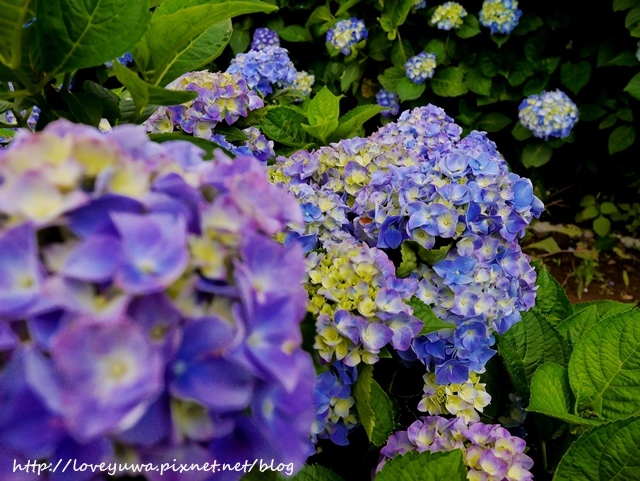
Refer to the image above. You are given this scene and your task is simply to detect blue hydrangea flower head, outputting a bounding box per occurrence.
[405,52,437,84]
[518,89,579,139]
[413,0,427,9]
[292,70,315,96]
[431,2,467,30]
[376,89,400,117]
[227,46,298,95]
[251,27,280,50]
[326,18,368,55]
[479,0,523,34]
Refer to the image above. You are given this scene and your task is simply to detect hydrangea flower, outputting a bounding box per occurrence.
[251,27,280,50]
[418,372,491,423]
[376,89,400,117]
[105,52,133,68]
[326,18,368,56]
[479,0,523,34]
[0,120,314,478]
[413,0,427,9]
[227,46,298,95]
[518,89,579,139]
[0,106,40,144]
[292,70,315,97]
[312,363,358,445]
[145,70,263,139]
[405,52,437,84]
[431,2,468,30]
[377,416,534,481]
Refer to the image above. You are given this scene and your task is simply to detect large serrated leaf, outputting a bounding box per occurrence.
[431,67,468,97]
[260,106,313,148]
[498,310,571,402]
[553,415,640,481]
[290,465,345,481]
[573,300,635,320]
[329,105,385,142]
[375,450,467,481]
[0,0,32,69]
[532,266,573,323]
[528,363,601,426]
[556,305,599,347]
[407,297,455,336]
[36,0,151,74]
[353,365,395,446]
[307,86,341,126]
[569,309,640,420]
[396,242,418,278]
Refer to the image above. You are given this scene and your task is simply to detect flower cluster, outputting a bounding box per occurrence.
[0,120,314,479]
[413,0,427,10]
[269,104,542,383]
[292,70,315,97]
[145,70,263,139]
[326,18,368,56]
[378,417,534,481]
[431,2,468,30]
[479,0,523,34]
[418,372,491,423]
[0,107,40,144]
[405,52,437,84]
[376,89,400,117]
[518,89,579,139]
[312,363,358,445]
[227,46,298,95]
[105,52,133,68]
[251,27,280,50]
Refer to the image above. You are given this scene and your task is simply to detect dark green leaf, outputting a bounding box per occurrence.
[523,75,550,96]
[573,300,635,320]
[626,6,640,36]
[278,25,312,42]
[614,0,640,11]
[335,0,363,17]
[608,125,636,155]
[149,132,224,159]
[476,112,511,132]
[560,61,591,95]
[554,415,640,481]
[36,0,150,74]
[597,38,639,67]
[617,107,634,122]
[512,122,533,141]
[466,69,492,96]
[521,142,553,168]
[260,106,312,148]
[396,77,425,101]
[289,465,345,481]
[598,113,617,130]
[0,0,32,69]
[378,66,406,93]
[478,52,499,77]
[59,91,103,127]
[556,305,600,347]
[214,124,248,141]
[330,104,385,142]
[578,104,607,122]
[534,266,573,322]
[407,297,456,336]
[431,67,468,97]
[425,39,446,65]
[528,363,602,426]
[353,365,395,446]
[379,0,412,40]
[83,80,120,122]
[507,60,534,86]
[512,12,543,35]
[376,451,467,481]
[454,14,480,39]
[340,62,363,92]
[391,38,414,67]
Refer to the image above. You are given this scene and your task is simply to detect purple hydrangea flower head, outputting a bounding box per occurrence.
[0,119,314,477]
[405,52,437,84]
[227,46,298,95]
[518,89,578,139]
[251,27,280,50]
[326,18,368,55]
[479,0,523,34]
[376,89,400,117]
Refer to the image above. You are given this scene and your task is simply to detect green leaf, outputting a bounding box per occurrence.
[146,1,277,85]
[626,6,640,36]
[301,120,339,144]
[335,0,363,17]
[214,124,249,142]
[83,80,121,122]
[307,86,340,126]
[593,216,611,237]
[425,39,446,65]
[512,122,533,141]
[570,309,640,419]
[154,19,232,86]
[329,105,385,142]
[0,0,32,69]
[149,132,224,159]
[573,300,635,320]
[580,195,596,207]
[353,365,395,446]
[624,72,640,101]
[498,310,571,402]
[375,450,467,481]
[59,91,103,127]
[525,237,561,255]
[407,297,456,336]
[379,0,412,40]
[413,243,451,266]
[340,62,364,92]
[512,12,543,36]
[397,242,418,278]
[521,142,553,168]
[113,62,197,113]
[608,125,636,155]
[454,14,480,39]
[618,107,634,122]
[597,38,639,67]
[260,106,313,148]
[465,69,492,96]
[528,363,602,426]
[36,0,150,74]
[560,61,591,95]
[278,25,312,42]
[523,75,550,96]
[476,112,511,132]
[534,266,573,322]
[599,113,617,130]
[507,60,534,86]
[290,465,345,481]
[576,205,600,222]
[553,415,640,481]
[378,66,406,93]
[391,38,414,67]
[614,0,640,11]
[578,104,607,122]
[478,52,499,77]
[431,67,468,97]
[556,305,599,347]
[396,77,425,101]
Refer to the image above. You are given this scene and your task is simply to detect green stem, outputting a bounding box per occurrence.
[541,440,549,472]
